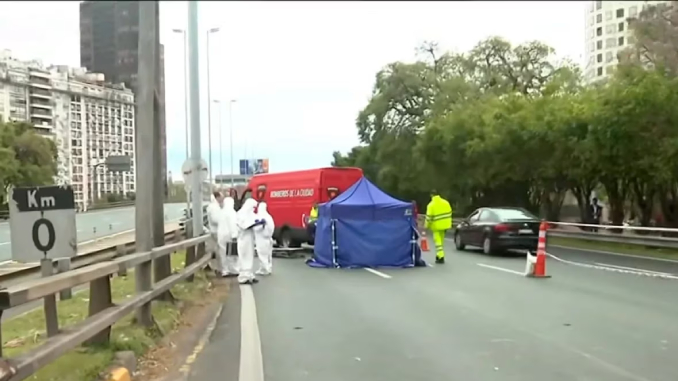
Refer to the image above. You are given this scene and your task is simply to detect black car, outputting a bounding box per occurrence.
[453,207,540,254]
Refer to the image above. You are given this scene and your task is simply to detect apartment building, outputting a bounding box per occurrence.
[0,49,136,210]
[584,0,669,82]
[79,1,168,197]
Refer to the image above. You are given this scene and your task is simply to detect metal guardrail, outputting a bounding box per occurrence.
[0,232,210,380]
[0,223,182,286]
[416,213,678,250]
[546,221,678,250]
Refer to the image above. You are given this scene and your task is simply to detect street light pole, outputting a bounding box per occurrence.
[172,29,189,159]
[206,27,220,185]
[213,99,222,182]
[229,99,236,188]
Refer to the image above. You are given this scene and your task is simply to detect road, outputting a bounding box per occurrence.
[185,240,678,381]
[0,203,186,261]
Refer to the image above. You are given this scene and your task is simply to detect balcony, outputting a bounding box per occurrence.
[30,100,52,109]
[29,88,52,99]
[32,122,53,131]
[30,108,53,119]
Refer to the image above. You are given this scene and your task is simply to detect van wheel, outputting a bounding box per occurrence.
[279,229,293,248]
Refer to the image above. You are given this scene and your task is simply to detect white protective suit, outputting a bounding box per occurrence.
[217,197,239,275]
[206,195,221,271]
[254,202,275,275]
[236,198,259,284]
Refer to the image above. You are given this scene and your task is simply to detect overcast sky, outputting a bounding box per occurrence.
[0,1,586,180]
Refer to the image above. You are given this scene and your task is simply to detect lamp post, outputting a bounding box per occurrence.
[213,99,222,183]
[206,27,220,185]
[172,28,189,159]
[229,99,237,187]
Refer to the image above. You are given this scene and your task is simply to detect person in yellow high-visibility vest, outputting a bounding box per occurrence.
[425,190,453,264]
[306,203,319,244]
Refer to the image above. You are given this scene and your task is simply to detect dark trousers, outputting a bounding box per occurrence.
[307,220,317,243]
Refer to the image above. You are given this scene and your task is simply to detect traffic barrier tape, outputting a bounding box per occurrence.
[545,252,678,280]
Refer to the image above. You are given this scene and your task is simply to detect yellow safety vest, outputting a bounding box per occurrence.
[309,206,318,221]
[425,195,452,231]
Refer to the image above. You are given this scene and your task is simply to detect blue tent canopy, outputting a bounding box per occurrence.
[307,177,423,269]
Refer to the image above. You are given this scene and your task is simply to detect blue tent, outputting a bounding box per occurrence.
[307,177,423,269]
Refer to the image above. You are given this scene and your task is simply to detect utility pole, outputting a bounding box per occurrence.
[135,0,158,327]
[188,1,204,240]
[214,99,222,179]
[206,27,220,186]
[151,1,172,301]
[229,99,236,188]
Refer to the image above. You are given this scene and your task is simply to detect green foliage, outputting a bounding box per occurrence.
[0,120,57,203]
[334,21,678,227]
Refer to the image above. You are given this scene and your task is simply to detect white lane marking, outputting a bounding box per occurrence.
[364,268,392,279]
[594,262,673,276]
[239,285,264,381]
[548,244,678,264]
[477,263,524,276]
[546,252,678,280]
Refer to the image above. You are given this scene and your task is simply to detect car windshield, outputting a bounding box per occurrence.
[493,208,536,221]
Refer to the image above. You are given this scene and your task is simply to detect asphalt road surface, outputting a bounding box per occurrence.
[186,239,678,381]
[0,203,186,261]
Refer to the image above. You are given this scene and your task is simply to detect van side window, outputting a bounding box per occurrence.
[256,185,267,201]
[327,187,339,200]
[242,190,252,201]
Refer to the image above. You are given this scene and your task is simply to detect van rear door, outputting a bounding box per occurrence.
[319,168,363,202]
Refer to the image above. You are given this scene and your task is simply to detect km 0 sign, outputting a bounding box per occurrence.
[9,186,77,262]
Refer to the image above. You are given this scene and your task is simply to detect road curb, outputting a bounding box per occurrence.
[104,367,131,381]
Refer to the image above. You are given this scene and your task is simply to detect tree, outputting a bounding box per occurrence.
[0,120,57,203]
[624,1,678,76]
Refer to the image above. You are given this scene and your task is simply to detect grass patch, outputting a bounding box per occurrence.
[3,252,212,381]
[548,236,678,260]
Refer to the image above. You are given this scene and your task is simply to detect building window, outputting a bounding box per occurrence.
[616,8,624,18]
[596,26,602,36]
[606,10,613,20]
[606,38,616,48]
[618,36,624,46]
[606,51,614,63]
[597,67,603,76]
[630,6,638,17]
[596,1,602,10]
[597,13,603,23]
[597,40,603,50]
[597,53,603,63]
[618,22,625,32]
[606,24,616,34]
[589,42,595,52]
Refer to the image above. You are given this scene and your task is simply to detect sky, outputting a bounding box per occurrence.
[0,1,586,181]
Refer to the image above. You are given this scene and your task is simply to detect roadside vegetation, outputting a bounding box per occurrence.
[2,252,218,381]
[333,3,678,232]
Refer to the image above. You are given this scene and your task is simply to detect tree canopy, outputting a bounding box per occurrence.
[332,2,678,227]
[0,119,57,203]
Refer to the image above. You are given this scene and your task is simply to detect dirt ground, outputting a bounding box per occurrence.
[136,274,231,380]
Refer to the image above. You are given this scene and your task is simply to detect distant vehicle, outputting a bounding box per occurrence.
[242,167,364,248]
[453,207,540,255]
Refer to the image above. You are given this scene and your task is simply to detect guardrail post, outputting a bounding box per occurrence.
[185,222,196,282]
[56,259,72,300]
[40,259,59,338]
[116,244,128,277]
[85,275,113,345]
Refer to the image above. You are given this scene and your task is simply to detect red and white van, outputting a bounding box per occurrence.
[241,167,363,247]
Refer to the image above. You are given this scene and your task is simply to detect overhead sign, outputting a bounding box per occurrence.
[239,158,269,175]
[9,186,77,262]
[105,155,132,172]
[181,158,209,189]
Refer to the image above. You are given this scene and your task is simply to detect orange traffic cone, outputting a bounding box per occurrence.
[420,231,430,252]
[525,221,551,278]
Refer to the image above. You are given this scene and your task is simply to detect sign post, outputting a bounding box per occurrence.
[9,185,77,337]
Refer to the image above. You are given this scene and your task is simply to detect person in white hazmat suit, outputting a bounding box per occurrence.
[217,196,239,276]
[206,191,223,274]
[236,198,260,284]
[254,201,275,275]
